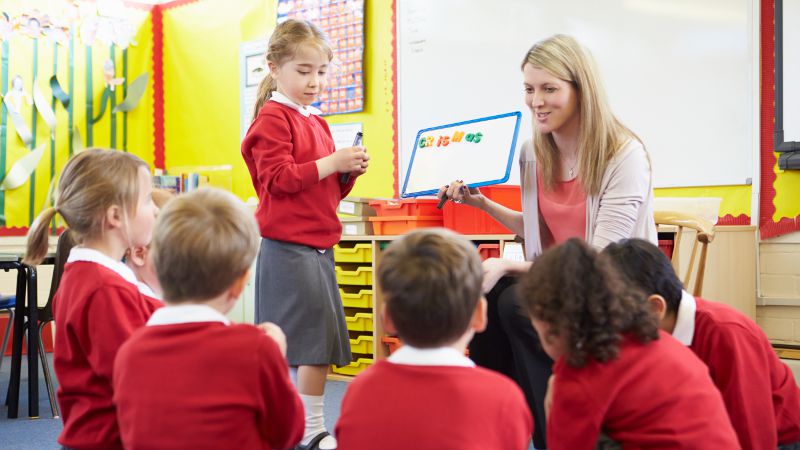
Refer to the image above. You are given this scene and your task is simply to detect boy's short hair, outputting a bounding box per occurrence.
[151,188,259,303]
[152,188,176,209]
[599,238,684,313]
[377,228,483,348]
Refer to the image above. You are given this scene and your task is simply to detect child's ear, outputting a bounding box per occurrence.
[380,304,397,335]
[105,205,123,230]
[470,296,488,333]
[648,294,668,321]
[128,246,148,267]
[228,270,250,300]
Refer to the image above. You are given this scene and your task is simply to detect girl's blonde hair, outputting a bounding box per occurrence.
[251,19,333,121]
[522,34,642,195]
[24,148,148,265]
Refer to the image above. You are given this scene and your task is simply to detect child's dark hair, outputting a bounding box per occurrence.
[517,238,659,367]
[599,238,684,314]
[377,229,483,348]
[251,19,332,121]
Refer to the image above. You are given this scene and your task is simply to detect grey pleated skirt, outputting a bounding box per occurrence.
[255,238,352,367]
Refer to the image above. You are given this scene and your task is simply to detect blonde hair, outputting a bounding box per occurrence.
[378,229,483,348]
[522,34,642,195]
[25,149,148,265]
[151,188,259,302]
[251,19,333,121]
[151,188,176,209]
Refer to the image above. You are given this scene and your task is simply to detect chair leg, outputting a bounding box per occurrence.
[38,322,59,418]
[0,308,14,373]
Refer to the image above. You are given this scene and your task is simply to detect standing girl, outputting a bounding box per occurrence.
[241,19,368,450]
[439,35,656,448]
[24,148,161,449]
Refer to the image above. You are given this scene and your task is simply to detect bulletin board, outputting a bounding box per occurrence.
[0,0,154,232]
[277,0,365,116]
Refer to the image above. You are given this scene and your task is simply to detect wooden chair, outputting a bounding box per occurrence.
[654,211,715,297]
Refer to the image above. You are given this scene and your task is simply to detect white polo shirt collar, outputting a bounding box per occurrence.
[146,304,230,326]
[671,290,697,346]
[68,247,139,287]
[387,345,475,367]
[270,91,321,117]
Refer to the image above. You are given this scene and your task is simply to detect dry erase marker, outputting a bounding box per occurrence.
[340,132,364,184]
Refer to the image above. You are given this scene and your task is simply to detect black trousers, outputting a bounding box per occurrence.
[469,276,552,450]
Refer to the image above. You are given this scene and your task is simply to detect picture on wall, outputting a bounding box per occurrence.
[277,0,365,115]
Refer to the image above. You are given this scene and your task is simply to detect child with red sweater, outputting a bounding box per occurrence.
[241,18,369,450]
[113,188,304,450]
[601,238,800,450]
[335,229,533,450]
[518,238,741,450]
[24,149,162,449]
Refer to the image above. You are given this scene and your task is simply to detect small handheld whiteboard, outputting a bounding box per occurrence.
[400,112,521,198]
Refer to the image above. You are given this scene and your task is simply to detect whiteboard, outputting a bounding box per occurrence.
[401,112,521,197]
[783,0,800,142]
[396,0,757,188]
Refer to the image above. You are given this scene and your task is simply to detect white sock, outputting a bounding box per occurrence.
[300,394,337,449]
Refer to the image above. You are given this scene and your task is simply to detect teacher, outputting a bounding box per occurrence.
[438,34,657,449]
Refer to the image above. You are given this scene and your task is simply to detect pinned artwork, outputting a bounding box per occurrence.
[3,75,34,146]
[277,0,365,116]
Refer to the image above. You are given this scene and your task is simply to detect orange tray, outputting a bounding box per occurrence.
[368,216,443,235]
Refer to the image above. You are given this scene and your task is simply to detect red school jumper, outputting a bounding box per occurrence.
[335,359,533,450]
[113,305,304,450]
[548,330,740,450]
[241,100,356,248]
[54,251,162,449]
[689,297,800,449]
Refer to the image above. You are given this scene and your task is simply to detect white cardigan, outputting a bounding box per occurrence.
[519,138,657,261]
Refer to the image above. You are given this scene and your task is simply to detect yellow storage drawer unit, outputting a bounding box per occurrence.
[340,288,373,309]
[333,243,373,263]
[332,358,374,376]
[335,265,373,286]
[346,312,374,332]
[349,335,374,354]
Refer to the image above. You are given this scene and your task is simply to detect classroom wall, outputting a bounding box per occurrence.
[161,0,396,201]
[0,1,154,231]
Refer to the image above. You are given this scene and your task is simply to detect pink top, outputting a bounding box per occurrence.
[537,172,587,245]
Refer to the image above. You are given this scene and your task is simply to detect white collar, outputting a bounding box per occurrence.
[136,282,161,301]
[269,91,321,117]
[146,304,230,327]
[387,345,475,367]
[67,247,139,287]
[671,290,697,346]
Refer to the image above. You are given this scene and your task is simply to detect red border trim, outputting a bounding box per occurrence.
[718,214,752,226]
[152,5,165,170]
[390,0,399,198]
[760,0,800,238]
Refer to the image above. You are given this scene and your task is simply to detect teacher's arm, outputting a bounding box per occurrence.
[591,143,652,250]
[438,181,525,236]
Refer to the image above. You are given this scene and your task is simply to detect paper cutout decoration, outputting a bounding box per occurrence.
[0,144,45,191]
[72,126,84,153]
[3,75,34,146]
[103,59,124,91]
[32,77,57,136]
[113,72,148,113]
[0,12,14,41]
[92,88,111,124]
[50,75,70,108]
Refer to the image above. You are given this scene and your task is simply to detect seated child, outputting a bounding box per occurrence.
[519,238,740,450]
[113,187,304,450]
[125,188,175,299]
[24,149,162,449]
[600,238,800,450]
[335,229,533,450]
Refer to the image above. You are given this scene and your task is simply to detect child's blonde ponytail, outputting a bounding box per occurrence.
[24,207,59,266]
[251,73,277,122]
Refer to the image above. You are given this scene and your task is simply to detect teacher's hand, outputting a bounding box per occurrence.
[481,257,510,293]
[437,180,483,207]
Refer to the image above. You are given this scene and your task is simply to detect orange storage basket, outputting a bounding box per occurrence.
[443,185,521,234]
[369,199,442,217]
[369,216,443,235]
